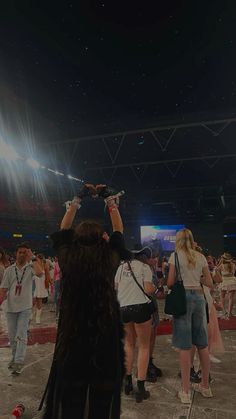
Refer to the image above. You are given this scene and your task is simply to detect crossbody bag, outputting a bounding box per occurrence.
[127,261,157,315]
[164,252,187,317]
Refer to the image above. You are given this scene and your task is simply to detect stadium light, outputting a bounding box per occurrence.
[0,139,20,162]
[48,168,64,176]
[26,157,41,169]
[0,137,85,183]
[67,174,83,181]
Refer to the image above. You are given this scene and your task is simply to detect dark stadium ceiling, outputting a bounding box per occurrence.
[0,2,236,223]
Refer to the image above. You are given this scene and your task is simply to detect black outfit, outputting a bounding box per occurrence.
[40,230,129,419]
[120,303,151,324]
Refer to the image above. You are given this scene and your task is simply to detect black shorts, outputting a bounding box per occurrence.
[120,303,151,324]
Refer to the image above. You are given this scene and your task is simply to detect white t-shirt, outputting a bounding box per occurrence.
[46,259,55,280]
[115,260,153,307]
[169,250,208,289]
[0,263,35,312]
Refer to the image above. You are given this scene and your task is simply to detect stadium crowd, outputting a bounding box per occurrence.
[0,184,236,417]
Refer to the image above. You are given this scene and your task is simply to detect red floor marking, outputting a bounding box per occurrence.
[0,318,236,348]
[156,317,236,335]
[0,327,57,348]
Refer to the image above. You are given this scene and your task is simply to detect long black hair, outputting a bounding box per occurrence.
[55,220,120,362]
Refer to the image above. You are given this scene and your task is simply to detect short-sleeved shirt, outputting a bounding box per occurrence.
[169,250,208,289]
[115,260,153,307]
[0,263,34,312]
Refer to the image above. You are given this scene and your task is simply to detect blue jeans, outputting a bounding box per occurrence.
[172,290,208,350]
[7,309,31,363]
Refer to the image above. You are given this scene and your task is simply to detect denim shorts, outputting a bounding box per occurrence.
[172,290,208,350]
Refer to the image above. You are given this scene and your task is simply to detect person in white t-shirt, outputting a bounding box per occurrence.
[218,253,236,318]
[33,254,50,324]
[167,229,213,404]
[0,243,43,374]
[115,247,155,403]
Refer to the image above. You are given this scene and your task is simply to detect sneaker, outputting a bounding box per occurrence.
[209,354,221,364]
[178,390,191,404]
[8,360,15,370]
[193,383,213,398]
[11,363,24,375]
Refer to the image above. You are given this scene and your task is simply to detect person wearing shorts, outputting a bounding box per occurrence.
[145,253,162,382]
[115,248,155,403]
[218,253,236,318]
[167,229,213,404]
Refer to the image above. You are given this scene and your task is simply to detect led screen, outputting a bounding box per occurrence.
[140,225,184,253]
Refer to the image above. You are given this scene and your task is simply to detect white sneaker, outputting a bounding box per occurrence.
[209,354,221,364]
[178,390,191,404]
[193,383,213,398]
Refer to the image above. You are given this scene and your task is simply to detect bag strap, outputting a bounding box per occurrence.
[127,261,152,302]
[175,252,183,283]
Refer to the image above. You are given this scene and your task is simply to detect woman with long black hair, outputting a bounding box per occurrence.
[40,184,130,419]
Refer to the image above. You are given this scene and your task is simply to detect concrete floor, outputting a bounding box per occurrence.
[0,303,236,418]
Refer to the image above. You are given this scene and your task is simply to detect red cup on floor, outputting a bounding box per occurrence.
[11,403,25,418]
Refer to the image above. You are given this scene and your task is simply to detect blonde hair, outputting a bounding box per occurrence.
[175,228,196,267]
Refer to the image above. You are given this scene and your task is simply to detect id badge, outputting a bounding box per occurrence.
[15,284,22,296]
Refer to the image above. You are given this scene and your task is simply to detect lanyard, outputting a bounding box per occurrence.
[14,266,27,296]
[15,266,27,285]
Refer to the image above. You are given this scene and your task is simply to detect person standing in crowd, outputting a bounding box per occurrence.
[185,247,225,384]
[145,251,162,382]
[0,247,9,284]
[40,184,130,419]
[203,255,224,363]
[46,257,55,287]
[53,257,61,319]
[218,253,236,318]
[162,256,169,282]
[33,254,50,324]
[115,247,155,403]
[0,247,9,335]
[0,243,43,374]
[167,228,213,404]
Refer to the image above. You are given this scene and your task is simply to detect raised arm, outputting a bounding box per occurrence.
[106,196,124,233]
[27,249,44,277]
[60,184,98,230]
[60,197,81,230]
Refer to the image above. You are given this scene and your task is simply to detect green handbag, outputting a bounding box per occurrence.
[164,252,187,317]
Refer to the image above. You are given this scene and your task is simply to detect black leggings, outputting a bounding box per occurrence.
[61,381,115,419]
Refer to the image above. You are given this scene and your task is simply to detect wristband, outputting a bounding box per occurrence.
[65,198,81,211]
[108,205,118,213]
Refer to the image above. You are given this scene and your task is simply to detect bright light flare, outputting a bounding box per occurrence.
[0,139,20,162]
[67,174,83,182]
[26,157,41,169]
[48,168,64,176]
